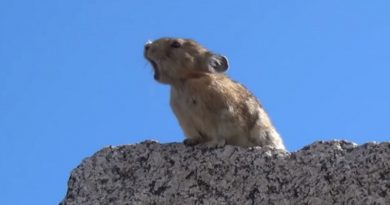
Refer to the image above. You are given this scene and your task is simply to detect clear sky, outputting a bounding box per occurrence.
[1,0,389,204]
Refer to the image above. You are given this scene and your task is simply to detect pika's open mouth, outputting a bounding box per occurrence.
[148,59,160,80]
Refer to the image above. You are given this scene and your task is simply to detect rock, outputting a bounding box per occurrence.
[60,140,390,205]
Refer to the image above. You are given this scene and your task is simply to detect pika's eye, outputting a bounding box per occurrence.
[171,41,181,48]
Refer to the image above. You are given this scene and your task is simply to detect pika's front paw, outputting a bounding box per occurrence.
[205,139,226,149]
[183,138,200,146]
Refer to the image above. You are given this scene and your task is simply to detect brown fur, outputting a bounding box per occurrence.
[144,37,285,150]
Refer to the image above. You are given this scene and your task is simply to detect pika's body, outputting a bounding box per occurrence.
[144,38,285,150]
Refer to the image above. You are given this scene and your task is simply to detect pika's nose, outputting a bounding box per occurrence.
[144,40,152,51]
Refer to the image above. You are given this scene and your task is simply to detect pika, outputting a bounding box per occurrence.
[144,37,285,150]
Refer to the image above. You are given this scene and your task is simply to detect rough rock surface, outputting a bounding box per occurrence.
[61,140,390,205]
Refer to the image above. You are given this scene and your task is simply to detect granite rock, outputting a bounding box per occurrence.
[60,140,390,205]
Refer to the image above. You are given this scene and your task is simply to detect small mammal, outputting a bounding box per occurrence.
[144,37,285,150]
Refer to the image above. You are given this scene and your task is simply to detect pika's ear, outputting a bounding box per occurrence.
[208,54,229,72]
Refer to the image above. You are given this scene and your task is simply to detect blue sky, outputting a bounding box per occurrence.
[1,0,390,204]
